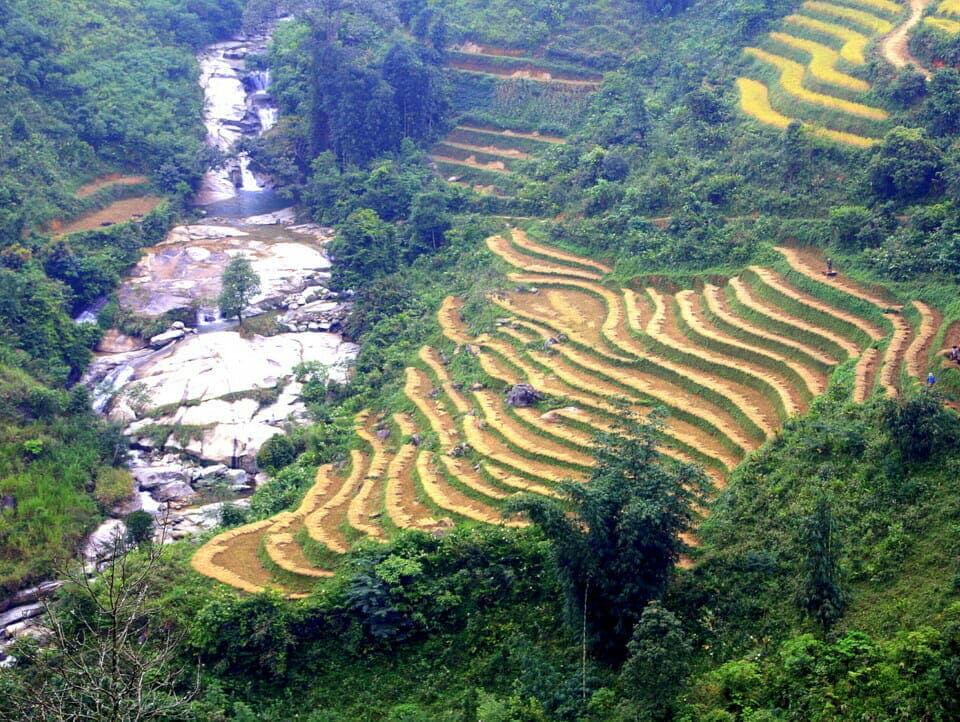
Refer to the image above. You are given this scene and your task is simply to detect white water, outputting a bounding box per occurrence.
[196,39,278,205]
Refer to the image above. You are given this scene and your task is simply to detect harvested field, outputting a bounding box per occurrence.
[416,452,517,525]
[194,230,940,594]
[747,267,883,342]
[384,413,438,530]
[191,520,279,595]
[56,196,165,235]
[305,448,370,554]
[854,347,881,402]
[878,313,913,396]
[906,301,942,379]
[774,246,901,309]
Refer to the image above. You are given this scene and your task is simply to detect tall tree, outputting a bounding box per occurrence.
[506,410,711,661]
[328,208,398,288]
[796,496,846,636]
[618,602,692,721]
[218,256,261,326]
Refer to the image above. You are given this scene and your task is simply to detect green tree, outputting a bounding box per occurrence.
[506,410,711,661]
[618,602,692,721]
[796,496,846,636]
[328,208,398,289]
[868,126,943,201]
[218,256,261,326]
[407,190,451,258]
[0,529,197,721]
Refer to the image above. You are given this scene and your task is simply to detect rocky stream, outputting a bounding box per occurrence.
[0,34,358,653]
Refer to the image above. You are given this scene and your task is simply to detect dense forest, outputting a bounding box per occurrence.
[3,0,960,719]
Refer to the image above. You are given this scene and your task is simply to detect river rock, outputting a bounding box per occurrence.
[223,469,249,488]
[83,519,127,562]
[0,603,44,630]
[116,228,332,319]
[194,463,229,481]
[132,466,189,490]
[149,328,186,348]
[150,481,195,503]
[0,582,63,615]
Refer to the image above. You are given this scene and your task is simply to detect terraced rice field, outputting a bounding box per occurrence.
[433,42,594,194]
[737,0,906,146]
[431,123,566,195]
[192,230,944,595]
[927,0,960,31]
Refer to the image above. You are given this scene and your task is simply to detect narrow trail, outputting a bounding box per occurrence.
[880,0,935,78]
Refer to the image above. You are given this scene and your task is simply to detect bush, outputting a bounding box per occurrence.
[256,434,297,473]
[94,467,134,509]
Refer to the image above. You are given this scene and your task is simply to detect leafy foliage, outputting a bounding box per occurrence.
[218,256,261,325]
[507,410,711,661]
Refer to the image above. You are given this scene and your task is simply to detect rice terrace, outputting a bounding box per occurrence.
[193,228,944,595]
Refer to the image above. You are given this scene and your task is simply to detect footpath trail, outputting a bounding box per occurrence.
[192,229,943,595]
[880,0,935,78]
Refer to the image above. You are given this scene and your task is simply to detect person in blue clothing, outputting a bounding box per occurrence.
[928,372,937,387]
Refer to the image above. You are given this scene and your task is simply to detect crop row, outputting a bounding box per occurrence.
[926,16,960,32]
[783,14,870,63]
[745,267,877,348]
[508,229,612,274]
[835,0,904,17]
[768,31,869,91]
[486,235,602,280]
[492,295,759,455]
[906,302,940,379]
[484,328,737,472]
[735,78,877,147]
[939,0,960,16]
[701,283,832,387]
[802,1,894,34]
[351,419,391,541]
[745,48,888,120]
[853,347,881,402]
[878,313,912,397]
[675,289,816,406]
[725,278,850,361]
[774,246,899,310]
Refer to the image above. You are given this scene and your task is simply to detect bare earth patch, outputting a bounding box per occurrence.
[57,196,165,234]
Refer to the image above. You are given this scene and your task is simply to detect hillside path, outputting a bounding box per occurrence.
[880,0,935,78]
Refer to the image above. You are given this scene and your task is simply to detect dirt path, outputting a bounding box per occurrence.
[880,0,935,78]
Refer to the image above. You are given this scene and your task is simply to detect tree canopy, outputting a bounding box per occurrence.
[218,256,261,325]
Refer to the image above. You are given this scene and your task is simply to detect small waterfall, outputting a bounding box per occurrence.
[92,363,136,414]
[74,297,108,325]
[196,306,223,326]
[195,37,280,211]
[238,154,262,191]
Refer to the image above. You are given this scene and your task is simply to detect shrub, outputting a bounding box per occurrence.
[257,434,298,473]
